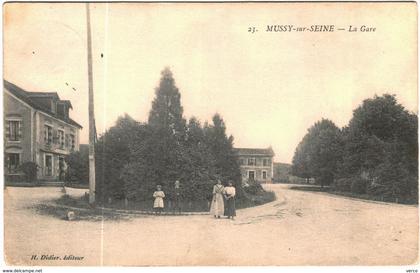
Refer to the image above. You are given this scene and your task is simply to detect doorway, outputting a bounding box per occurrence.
[45,155,53,176]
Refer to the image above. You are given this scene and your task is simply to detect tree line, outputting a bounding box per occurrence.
[92,68,242,203]
[291,94,418,203]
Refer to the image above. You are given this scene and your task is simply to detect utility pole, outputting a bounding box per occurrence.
[86,3,96,205]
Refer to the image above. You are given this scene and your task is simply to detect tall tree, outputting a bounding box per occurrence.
[95,69,246,204]
[291,119,342,187]
[181,117,218,200]
[123,68,190,200]
[148,67,186,140]
[340,94,418,200]
[95,114,144,201]
[291,135,312,183]
[204,114,242,188]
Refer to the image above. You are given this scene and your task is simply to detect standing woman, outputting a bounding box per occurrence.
[210,179,225,218]
[153,185,165,215]
[224,181,236,220]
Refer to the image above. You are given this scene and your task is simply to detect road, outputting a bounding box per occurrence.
[3,184,418,266]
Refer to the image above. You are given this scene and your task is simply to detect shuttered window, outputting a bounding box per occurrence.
[263,159,269,166]
[58,130,65,149]
[70,134,75,151]
[262,171,267,179]
[6,153,20,173]
[44,125,53,145]
[6,120,22,141]
[247,158,256,166]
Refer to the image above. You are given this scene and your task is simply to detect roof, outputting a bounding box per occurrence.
[58,100,73,109]
[234,147,275,157]
[4,80,82,128]
[26,92,60,100]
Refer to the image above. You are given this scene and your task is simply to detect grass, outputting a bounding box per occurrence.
[101,190,276,212]
[30,186,277,221]
[47,187,277,215]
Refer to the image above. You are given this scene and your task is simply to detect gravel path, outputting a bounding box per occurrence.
[4,184,418,266]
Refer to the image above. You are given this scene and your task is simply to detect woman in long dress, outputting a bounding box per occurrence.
[224,181,236,220]
[210,180,225,218]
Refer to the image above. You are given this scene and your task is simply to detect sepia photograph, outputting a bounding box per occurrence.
[1,1,418,268]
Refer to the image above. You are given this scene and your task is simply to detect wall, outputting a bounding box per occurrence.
[36,112,80,179]
[4,92,33,164]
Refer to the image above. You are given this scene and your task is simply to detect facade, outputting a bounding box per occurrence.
[234,147,275,184]
[4,80,82,182]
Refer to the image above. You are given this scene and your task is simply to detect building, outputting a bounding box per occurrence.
[4,80,82,182]
[234,147,275,184]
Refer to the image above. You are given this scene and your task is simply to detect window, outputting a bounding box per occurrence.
[51,101,57,113]
[263,158,270,166]
[262,171,267,180]
[44,125,53,145]
[58,130,65,149]
[45,155,53,176]
[6,153,20,173]
[7,120,21,141]
[247,158,255,166]
[248,171,255,180]
[239,159,245,165]
[70,134,75,151]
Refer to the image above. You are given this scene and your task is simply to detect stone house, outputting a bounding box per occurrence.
[234,147,275,184]
[4,80,82,182]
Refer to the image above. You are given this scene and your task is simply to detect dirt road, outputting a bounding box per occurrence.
[4,184,418,266]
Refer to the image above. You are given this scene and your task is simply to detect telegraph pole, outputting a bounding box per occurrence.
[86,3,96,205]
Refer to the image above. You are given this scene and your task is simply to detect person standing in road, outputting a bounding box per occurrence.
[224,181,236,220]
[210,179,225,218]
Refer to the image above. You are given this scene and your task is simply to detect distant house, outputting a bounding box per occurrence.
[234,147,275,184]
[4,80,82,182]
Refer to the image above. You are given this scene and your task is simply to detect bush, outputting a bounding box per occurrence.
[66,151,89,184]
[19,162,38,182]
[367,160,418,203]
[350,177,367,194]
[244,182,265,195]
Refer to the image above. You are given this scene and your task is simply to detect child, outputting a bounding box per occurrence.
[153,185,165,215]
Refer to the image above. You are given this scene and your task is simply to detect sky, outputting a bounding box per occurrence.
[3,3,417,163]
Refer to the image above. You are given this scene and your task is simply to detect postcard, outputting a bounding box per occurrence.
[2,2,418,267]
